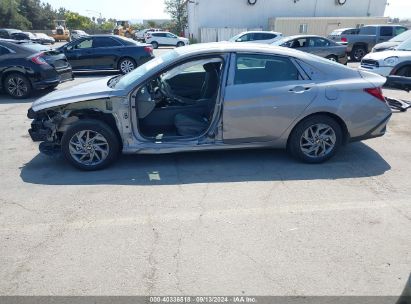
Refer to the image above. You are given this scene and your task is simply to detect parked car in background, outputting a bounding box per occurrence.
[145,31,189,49]
[360,37,411,76]
[135,28,160,41]
[372,29,411,53]
[328,28,360,42]
[0,39,73,98]
[34,33,55,45]
[0,28,22,39]
[27,42,391,170]
[57,35,154,74]
[10,31,36,42]
[70,30,89,41]
[272,35,348,64]
[229,31,283,44]
[340,24,408,61]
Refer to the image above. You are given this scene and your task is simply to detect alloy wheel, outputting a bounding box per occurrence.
[7,76,28,97]
[300,123,337,158]
[120,59,135,74]
[354,49,366,61]
[69,130,110,166]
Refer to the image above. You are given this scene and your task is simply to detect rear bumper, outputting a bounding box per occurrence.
[349,113,392,142]
[385,75,411,91]
[32,67,73,90]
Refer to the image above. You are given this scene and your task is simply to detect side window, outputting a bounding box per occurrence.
[166,33,177,38]
[235,54,300,85]
[0,46,11,56]
[93,37,122,48]
[310,38,330,47]
[263,33,276,40]
[360,26,376,35]
[380,26,393,37]
[394,27,407,36]
[0,31,8,39]
[75,38,93,49]
[237,33,251,42]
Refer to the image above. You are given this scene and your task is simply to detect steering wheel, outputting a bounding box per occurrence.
[159,79,175,103]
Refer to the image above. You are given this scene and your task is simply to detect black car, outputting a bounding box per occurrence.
[0,28,22,39]
[58,35,154,74]
[0,40,73,99]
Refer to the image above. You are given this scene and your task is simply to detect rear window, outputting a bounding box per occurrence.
[380,26,393,37]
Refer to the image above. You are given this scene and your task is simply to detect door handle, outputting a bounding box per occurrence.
[289,86,312,93]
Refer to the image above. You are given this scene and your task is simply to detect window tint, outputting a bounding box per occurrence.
[237,33,252,42]
[166,33,176,38]
[380,26,393,37]
[394,27,407,36]
[285,38,309,48]
[235,54,300,85]
[309,37,331,47]
[93,37,121,48]
[0,46,11,55]
[359,26,376,35]
[75,38,93,49]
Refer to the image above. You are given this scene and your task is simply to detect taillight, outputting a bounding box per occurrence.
[364,87,386,103]
[144,46,153,54]
[30,53,48,65]
[341,37,348,43]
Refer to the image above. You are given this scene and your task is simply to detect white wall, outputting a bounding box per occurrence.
[187,0,388,40]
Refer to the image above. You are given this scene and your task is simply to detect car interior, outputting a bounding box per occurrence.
[134,57,224,140]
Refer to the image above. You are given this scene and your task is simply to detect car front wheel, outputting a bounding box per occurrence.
[61,119,121,170]
[4,73,32,99]
[288,115,342,163]
[177,41,185,47]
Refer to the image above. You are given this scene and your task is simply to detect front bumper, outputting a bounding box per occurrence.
[358,65,393,77]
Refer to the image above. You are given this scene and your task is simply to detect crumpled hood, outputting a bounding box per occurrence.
[32,76,118,112]
[364,50,411,62]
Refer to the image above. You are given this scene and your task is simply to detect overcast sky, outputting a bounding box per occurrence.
[43,0,411,21]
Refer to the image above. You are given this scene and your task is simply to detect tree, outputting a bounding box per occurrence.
[65,11,94,30]
[164,0,188,35]
[0,0,31,29]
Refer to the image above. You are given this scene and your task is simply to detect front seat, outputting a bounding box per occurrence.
[174,62,220,137]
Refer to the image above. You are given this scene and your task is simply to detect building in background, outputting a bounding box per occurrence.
[186,0,389,42]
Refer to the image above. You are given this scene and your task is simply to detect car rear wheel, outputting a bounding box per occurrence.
[288,115,342,164]
[177,41,185,47]
[4,73,32,99]
[326,55,338,62]
[118,57,136,74]
[61,119,120,171]
[151,41,159,49]
[351,46,367,62]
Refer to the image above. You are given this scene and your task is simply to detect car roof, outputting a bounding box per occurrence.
[281,35,327,40]
[241,31,282,34]
[363,24,406,27]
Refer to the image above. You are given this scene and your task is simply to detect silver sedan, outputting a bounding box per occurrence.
[27,42,391,170]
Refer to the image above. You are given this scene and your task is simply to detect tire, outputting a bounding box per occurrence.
[288,115,343,164]
[395,66,411,77]
[61,119,121,171]
[351,46,367,62]
[3,73,32,99]
[177,41,185,47]
[326,55,338,62]
[118,57,136,74]
[151,41,159,49]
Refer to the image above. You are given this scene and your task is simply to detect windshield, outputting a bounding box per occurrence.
[396,37,411,51]
[229,33,243,42]
[114,50,179,89]
[390,30,411,42]
[271,37,290,46]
